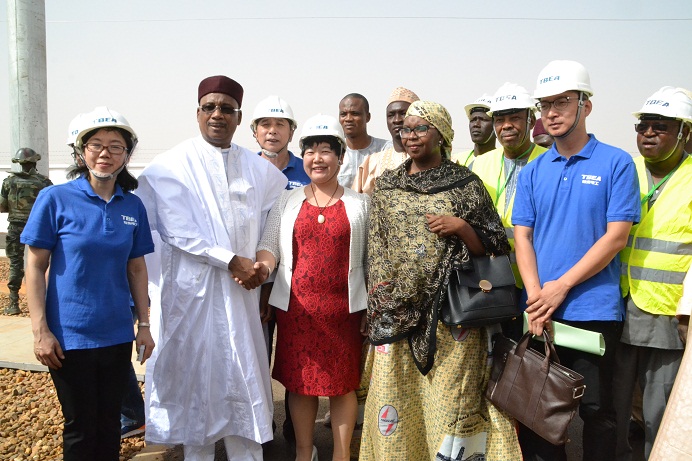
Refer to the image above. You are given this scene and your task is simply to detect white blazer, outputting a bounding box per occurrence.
[258,186,370,313]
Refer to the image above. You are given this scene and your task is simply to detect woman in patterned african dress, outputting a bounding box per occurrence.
[359,100,522,461]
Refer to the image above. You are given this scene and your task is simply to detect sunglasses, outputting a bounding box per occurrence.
[199,104,241,115]
[634,122,676,135]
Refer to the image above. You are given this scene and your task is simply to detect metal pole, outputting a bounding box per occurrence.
[7,0,48,176]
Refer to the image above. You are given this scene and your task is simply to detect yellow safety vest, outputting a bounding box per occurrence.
[471,144,547,288]
[451,149,475,167]
[620,155,692,315]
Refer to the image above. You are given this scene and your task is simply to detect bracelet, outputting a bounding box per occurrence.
[138,322,150,328]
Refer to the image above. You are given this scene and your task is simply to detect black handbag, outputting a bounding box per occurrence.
[440,254,519,328]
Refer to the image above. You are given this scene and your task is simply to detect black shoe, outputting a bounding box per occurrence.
[283,419,296,447]
[629,419,645,441]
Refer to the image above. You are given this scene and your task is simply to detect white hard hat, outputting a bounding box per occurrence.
[464,94,493,119]
[534,60,594,99]
[299,114,345,148]
[66,112,85,146]
[680,88,692,101]
[489,83,537,116]
[633,86,692,124]
[251,95,297,131]
[69,106,138,150]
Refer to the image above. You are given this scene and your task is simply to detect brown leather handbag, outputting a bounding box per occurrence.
[485,332,586,445]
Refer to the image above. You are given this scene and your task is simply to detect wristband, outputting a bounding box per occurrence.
[138,322,150,328]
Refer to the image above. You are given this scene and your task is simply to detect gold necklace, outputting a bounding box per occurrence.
[310,182,339,224]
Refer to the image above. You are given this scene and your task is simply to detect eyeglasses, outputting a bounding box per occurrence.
[84,143,128,155]
[400,125,435,138]
[199,104,241,115]
[536,96,575,112]
[634,122,676,135]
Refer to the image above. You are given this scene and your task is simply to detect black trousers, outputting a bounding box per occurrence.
[49,342,132,461]
[517,320,623,461]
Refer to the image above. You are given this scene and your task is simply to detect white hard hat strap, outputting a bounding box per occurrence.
[77,148,131,182]
[555,92,585,140]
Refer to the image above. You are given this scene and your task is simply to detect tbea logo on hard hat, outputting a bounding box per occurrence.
[644,100,670,108]
[633,86,692,123]
[488,82,536,116]
[533,60,593,99]
[464,93,494,119]
[539,76,560,84]
[251,95,296,131]
[94,117,118,124]
[66,106,138,148]
[299,114,346,148]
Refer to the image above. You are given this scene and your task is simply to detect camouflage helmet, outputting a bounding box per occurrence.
[12,147,41,164]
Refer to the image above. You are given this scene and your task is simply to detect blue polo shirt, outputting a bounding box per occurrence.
[512,134,640,321]
[257,151,310,190]
[21,176,155,350]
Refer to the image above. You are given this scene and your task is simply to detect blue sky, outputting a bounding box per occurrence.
[1,0,691,165]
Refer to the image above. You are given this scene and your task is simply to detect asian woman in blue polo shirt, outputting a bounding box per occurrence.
[21,107,155,461]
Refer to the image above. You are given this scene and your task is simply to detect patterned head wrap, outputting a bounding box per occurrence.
[405,100,454,148]
[388,87,420,105]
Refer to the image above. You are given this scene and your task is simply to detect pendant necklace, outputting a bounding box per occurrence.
[310,182,339,224]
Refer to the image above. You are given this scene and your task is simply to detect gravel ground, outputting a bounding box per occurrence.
[0,362,167,461]
[0,257,236,461]
[0,368,149,461]
[0,259,156,461]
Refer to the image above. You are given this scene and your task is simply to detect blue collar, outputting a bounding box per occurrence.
[550,133,598,162]
[284,151,302,172]
[75,175,124,200]
[256,151,302,173]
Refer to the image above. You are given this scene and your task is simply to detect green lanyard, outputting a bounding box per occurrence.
[641,167,677,206]
[463,150,474,166]
[495,144,534,207]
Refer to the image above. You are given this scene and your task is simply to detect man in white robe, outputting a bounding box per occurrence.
[137,75,287,461]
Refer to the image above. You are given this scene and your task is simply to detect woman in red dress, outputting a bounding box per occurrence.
[253,114,370,461]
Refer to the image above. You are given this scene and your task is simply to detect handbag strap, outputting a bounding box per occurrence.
[515,331,562,372]
[508,333,555,425]
[543,329,561,364]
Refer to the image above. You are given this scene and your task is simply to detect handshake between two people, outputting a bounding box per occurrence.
[230,255,272,290]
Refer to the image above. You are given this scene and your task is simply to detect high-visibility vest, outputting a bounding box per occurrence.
[451,149,475,167]
[471,144,547,288]
[620,155,692,315]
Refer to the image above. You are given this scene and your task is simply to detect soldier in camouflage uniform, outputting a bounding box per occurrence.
[0,148,52,314]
